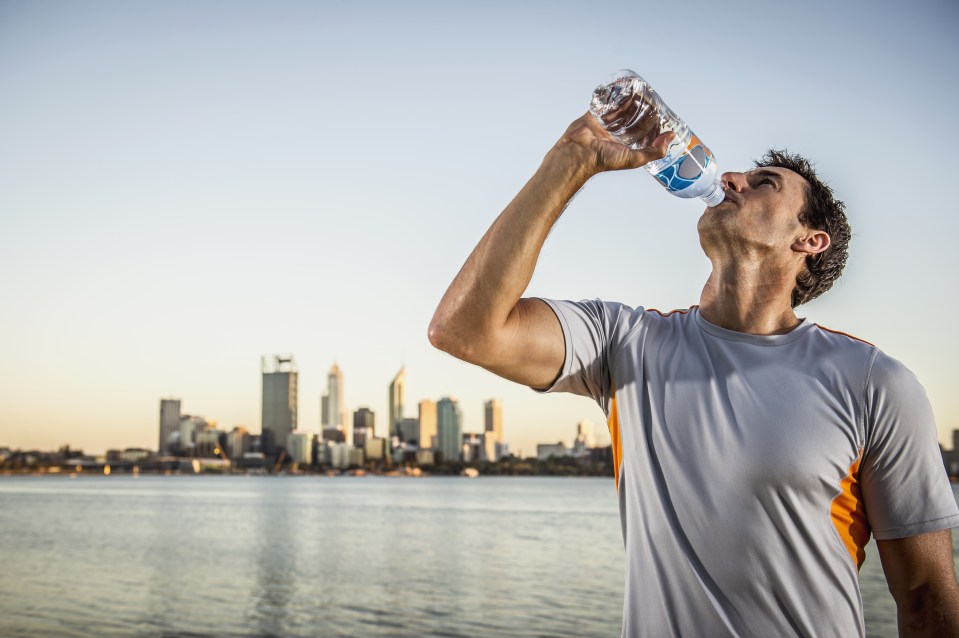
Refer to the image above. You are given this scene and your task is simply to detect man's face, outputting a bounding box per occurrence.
[697,166,811,263]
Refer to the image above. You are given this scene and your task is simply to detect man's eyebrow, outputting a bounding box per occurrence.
[748,168,784,184]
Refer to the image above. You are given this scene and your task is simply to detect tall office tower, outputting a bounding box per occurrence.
[322,363,345,443]
[353,407,375,448]
[261,354,298,457]
[436,397,463,463]
[484,399,503,441]
[321,363,344,427]
[388,367,405,439]
[418,399,437,450]
[159,398,181,455]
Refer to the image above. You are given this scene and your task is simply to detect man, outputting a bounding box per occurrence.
[428,113,959,636]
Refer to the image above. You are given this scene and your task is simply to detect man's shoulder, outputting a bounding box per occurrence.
[811,322,878,350]
[561,299,698,328]
[808,323,924,393]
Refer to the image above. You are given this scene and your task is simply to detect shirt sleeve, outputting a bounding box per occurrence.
[532,298,641,415]
[859,350,959,540]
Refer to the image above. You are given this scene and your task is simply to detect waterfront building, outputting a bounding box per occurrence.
[388,367,405,439]
[537,442,570,461]
[261,354,298,457]
[225,426,249,460]
[418,399,437,450]
[119,448,152,463]
[462,432,482,463]
[416,449,435,466]
[349,447,364,468]
[437,397,463,463]
[331,442,352,469]
[175,415,208,456]
[286,430,314,465]
[365,437,386,461]
[195,429,223,458]
[353,407,375,448]
[159,399,181,456]
[482,432,497,463]
[315,440,334,466]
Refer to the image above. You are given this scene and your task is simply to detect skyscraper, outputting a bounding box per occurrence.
[159,398,181,456]
[388,367,405,439]
[418,399,437,450]
[484,398,504,462]
[261,354,298,457]
[322,363,345,442]
[484,399,503,441]
[322,363,344,427]
[437,396,463,463]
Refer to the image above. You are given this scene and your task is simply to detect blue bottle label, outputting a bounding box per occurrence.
[655,136,712,193]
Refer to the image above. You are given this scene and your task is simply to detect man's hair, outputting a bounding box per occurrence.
[754,150,851,308]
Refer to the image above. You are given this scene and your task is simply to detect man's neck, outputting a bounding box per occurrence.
[698,260,801,335]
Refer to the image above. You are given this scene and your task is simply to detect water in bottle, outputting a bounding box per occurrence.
[589,69,724,207]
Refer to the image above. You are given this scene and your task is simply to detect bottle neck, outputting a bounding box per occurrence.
[700,179,725,207]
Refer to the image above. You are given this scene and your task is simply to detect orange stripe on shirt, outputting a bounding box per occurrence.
[608,383,623,492]
[831,451,870,568]
[815,324,875,347]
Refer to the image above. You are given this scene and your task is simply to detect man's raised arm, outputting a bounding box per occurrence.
[427,113,672,389]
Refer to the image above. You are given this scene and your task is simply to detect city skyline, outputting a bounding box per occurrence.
[1,1,957,457]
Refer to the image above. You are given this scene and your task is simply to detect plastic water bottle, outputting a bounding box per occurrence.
[589,69,724,207]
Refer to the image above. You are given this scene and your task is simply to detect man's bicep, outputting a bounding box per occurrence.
[481,297,566,390]
[877,530,957,594]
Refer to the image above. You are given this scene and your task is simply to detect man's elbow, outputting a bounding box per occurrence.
[894,581,959,636]
[428,317,466,359]
[428,316,485,364]
[427,318,452,354]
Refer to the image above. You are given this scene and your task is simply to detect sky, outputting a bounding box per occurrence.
[1,0,957,456]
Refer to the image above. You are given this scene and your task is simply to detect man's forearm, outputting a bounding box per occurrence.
[428,113,670,379]
[428,147,588,358]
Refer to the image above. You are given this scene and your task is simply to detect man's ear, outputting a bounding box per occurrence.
[793,230,830,256]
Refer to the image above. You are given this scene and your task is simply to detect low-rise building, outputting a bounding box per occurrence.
[287,431,314,465]
[537,442,570,461]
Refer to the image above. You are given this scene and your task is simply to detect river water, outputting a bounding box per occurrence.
[0,475,955,637]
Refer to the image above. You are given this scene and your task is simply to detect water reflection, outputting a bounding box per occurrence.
[0,476,950,638]
[251,479,295,637]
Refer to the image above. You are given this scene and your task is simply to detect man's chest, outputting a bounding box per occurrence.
[611,332,864,489]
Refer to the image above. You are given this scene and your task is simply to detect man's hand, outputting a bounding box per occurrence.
[550,112,675,181]
[429,112,672,389]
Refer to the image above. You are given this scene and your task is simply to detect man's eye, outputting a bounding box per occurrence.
[760,178,774,186]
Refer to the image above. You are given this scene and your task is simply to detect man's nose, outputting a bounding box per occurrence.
[721,172,747,192]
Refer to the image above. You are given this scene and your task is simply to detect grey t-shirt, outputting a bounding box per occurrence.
[538,299,959,638]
